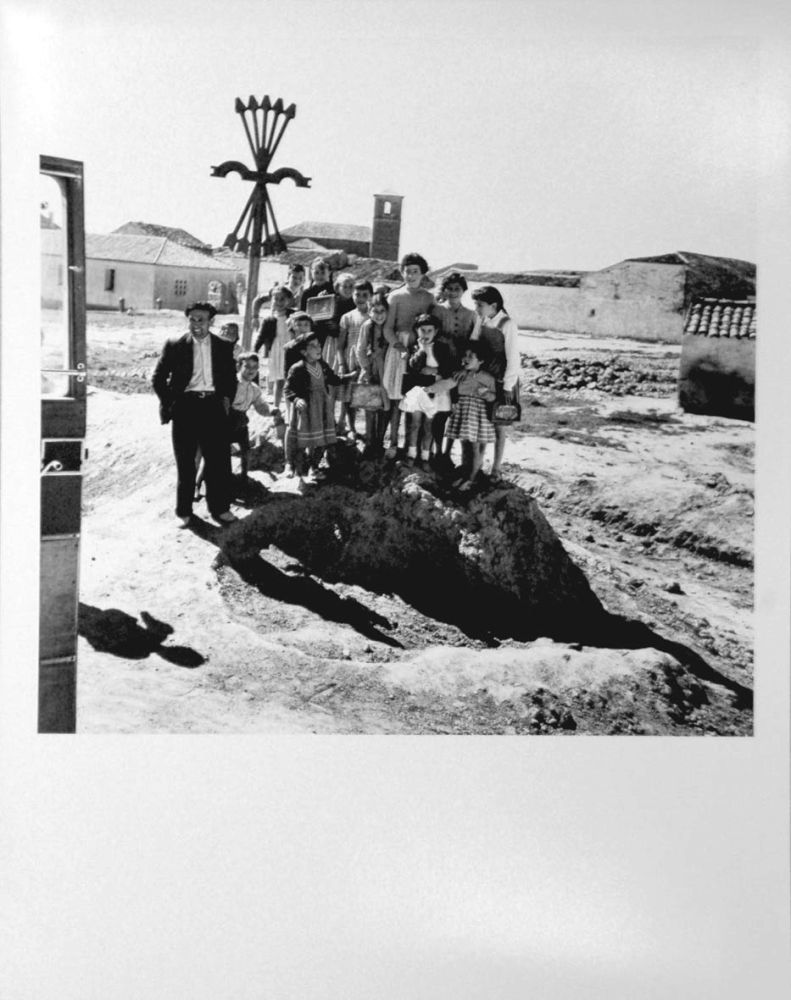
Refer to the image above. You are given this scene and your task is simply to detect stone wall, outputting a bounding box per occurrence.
[465,281,584,333]
[678,334,755,421]
[85,260,155,310]
[580,262,686,342]
[465,262,686,342]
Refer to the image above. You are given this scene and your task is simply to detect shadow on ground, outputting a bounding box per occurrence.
[79,603,206,668]
[219,459,753,712]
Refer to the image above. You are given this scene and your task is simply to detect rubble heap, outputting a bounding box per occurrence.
[522,355,677,397]
[221,468,606,643]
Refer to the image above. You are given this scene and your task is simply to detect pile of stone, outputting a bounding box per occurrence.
[521,356,677,397]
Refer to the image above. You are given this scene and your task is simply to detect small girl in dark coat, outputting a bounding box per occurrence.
[284,332,355,485]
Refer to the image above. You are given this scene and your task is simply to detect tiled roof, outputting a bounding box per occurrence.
[288,238,330,250]
[280,221,372,243]
[212,246,401,284]
[684,298,756,339]
[621,251,756,298]
[113,221,209,249]
[85,233,239,270]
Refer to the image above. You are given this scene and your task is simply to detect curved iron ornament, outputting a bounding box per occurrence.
[211,96,311,257]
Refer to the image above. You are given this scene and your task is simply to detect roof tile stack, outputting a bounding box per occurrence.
[684,298,756,339]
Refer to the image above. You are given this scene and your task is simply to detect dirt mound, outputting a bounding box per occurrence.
[221,466,606,644]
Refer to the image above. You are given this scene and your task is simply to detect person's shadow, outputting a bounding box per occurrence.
[188,513,402,648]
[78,604,206,668]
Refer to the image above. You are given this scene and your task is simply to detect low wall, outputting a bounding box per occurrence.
[678,335,755,421]
[464,281,584,332]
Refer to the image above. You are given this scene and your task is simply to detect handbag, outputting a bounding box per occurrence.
[350,383,386,410]
[492,396,521,424]
[306,294,336,322]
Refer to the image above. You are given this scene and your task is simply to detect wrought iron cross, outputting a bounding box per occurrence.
[212,95,311,346]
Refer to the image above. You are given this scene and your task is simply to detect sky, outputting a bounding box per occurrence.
[12,0,772,272]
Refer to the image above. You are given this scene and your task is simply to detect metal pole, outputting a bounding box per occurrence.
[242,187,265,350]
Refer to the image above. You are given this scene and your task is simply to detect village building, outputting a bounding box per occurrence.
[678,297,756,421]
[430,251,756,344]
[278,221,372,257]
[42,224,246,313]
[110,221,211,251]
[279,191,404,261]
[218,191,407,303]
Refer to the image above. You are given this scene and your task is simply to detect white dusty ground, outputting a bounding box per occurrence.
[75,314,753,734]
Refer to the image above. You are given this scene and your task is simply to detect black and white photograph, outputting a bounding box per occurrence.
[25,0,767,737]
[1,0,789,996]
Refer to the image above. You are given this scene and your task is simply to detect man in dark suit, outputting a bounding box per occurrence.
[152,302,238,527]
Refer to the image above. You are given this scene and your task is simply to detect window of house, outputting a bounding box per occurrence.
[174,279,187,296]
[383,201,392,215]
[104,268,115,291]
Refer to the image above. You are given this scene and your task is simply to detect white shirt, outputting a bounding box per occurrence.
[471,311,521,392]
[232,379,267,414]
[187,334,214,391]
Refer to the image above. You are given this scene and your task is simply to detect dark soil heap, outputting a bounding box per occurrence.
[221,464,606,644]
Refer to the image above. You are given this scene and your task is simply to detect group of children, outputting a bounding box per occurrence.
[219,251,522,491]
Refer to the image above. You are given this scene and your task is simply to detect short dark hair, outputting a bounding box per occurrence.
[471,285,505,312]
[299,332,321,353]
[273,286,295,304]
[440,271,468,293]
[400,252,429,275]
[288,263,305,276]
[353,280,374,294]
[373,284,390,298]
[237,351,259,367]
[462,339,490,363]
[369,293,389,313]
[412,312,441,333]
[185,301,217,318]
[287,310,314,330]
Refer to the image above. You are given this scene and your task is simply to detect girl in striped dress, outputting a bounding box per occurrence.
[284,332,355,485]
[445,341,497,491]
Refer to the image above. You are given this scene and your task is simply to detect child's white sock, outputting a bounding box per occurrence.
[420,449,430,462]
[407,446,417,458]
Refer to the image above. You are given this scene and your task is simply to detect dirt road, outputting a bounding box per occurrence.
[76,312,752,734]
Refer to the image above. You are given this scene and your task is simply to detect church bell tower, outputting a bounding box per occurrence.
[370,190,403,261]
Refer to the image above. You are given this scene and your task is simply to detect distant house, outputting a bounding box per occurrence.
[81,233,244,312]
[279,221,372,257]
[276,191,405,262]
[112,221,211,252]
[678,297,756,420]
[213,246,402,306]
[429,251,756,343]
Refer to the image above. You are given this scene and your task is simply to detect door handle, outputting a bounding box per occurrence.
[41,363,86,382]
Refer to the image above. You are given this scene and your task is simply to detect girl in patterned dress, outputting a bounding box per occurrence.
[445,341,497,491]
[284,332,355,485]
[399,313,455,468]
[356,292,390,453]
[381,303,415,459]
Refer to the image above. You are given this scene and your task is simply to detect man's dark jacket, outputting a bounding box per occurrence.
[151,333,237,424]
